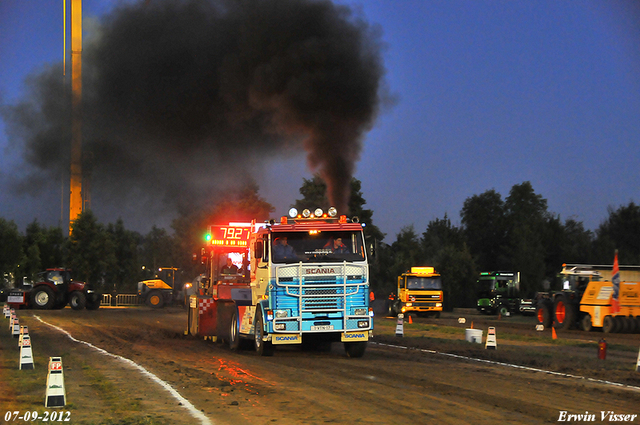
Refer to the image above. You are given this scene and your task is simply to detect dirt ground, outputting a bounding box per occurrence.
[1,305,639,424]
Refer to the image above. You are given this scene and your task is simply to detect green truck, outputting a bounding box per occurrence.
[476,271,534,316]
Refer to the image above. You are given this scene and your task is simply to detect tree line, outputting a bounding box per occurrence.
[0,179,638,309]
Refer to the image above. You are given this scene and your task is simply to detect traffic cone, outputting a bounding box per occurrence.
[470,321,474,329]
[552,327,557,340]
[45,357,66,407]
[19,335,34,370]
[408,315,413,324]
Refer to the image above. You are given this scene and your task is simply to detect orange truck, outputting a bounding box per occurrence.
[536,264,640,333]
[388,267,443,318]
[579,280,640,333]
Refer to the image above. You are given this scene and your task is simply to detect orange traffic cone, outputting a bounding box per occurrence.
[470,321,474,329]
[552,327,557,340]
[408,315,413,324]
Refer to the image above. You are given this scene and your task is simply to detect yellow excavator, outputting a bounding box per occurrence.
[138,267,180,308]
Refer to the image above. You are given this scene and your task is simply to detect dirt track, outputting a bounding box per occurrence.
[2,306,639,424]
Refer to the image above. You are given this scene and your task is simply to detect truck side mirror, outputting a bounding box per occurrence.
[255,241,264,259]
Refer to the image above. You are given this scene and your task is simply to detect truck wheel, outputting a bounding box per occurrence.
[553,295,576,330]
[625,317,637,334]
[229,310,241,351]
[254,309,274,356]
[536,300,553,328]
[616,316,628,334]
[498,304,509,317]
[344,341,367,358]
[603,316,616,333]
[31,286,56,309]
[581,314,593,332]
[145,291,164,308]
[69,291,86,310]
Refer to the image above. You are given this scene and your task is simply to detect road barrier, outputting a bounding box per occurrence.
[101,293,141,306]
[45,357,66,407]
[20,335,34,370]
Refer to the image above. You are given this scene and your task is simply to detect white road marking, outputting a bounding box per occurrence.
[34,315,213,425]
[372,341,640,393]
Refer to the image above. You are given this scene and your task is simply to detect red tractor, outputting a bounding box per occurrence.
[7,268,101,310]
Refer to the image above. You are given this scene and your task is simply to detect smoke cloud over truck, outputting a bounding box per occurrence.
[2,0,388,221]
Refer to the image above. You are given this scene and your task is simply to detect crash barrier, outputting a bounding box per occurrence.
[100,293,141,306]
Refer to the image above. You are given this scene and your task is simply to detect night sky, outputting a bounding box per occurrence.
[1,0,638,240]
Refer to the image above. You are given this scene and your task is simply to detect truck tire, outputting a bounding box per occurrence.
[69,291,86,310]
[344,341,367,358]
[229,309,241,351]
[581,314,593,332]
[536,300,553,328]
[553,295,576,330]
[603,315,616,333]
[254,309,274,356]
[498,304,509,317]
[31,286,56,309]
[145,291,164,308]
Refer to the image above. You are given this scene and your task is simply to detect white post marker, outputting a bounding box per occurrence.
[10,313,16,330]
[12,318,20,338]
[395,313,404,337]
[636,347,640,372]
[45,357,66,408]
[18,325,29,346]
[19,335,34,370]
[485,326,497,350]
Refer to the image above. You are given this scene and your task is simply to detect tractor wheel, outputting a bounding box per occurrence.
[254,309,274,356]
[581,314,593,332]
[344,341,367,358]
[69,291,86,310]
[553,295,576,330]
[603,316,616,333]
[498,304,509,317]
[145,291,164,308]
[30,286,56,309]
[536,300,553,328]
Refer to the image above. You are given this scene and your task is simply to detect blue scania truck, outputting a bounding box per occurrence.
[187,207,373,357]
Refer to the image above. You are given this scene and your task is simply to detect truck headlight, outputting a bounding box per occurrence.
[436,303,442,307]
[354,308,367,316]
[358,320,369,328]
[406,302,413,307]
[274,323,285,331]
[275,310,289,318]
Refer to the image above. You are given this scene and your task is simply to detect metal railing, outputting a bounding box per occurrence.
[100,293,141,306]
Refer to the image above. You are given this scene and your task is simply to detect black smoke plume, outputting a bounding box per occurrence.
[2,0,386,222]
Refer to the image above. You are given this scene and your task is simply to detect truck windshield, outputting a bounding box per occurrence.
[407,277,442,290]
[271,231,366,264]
